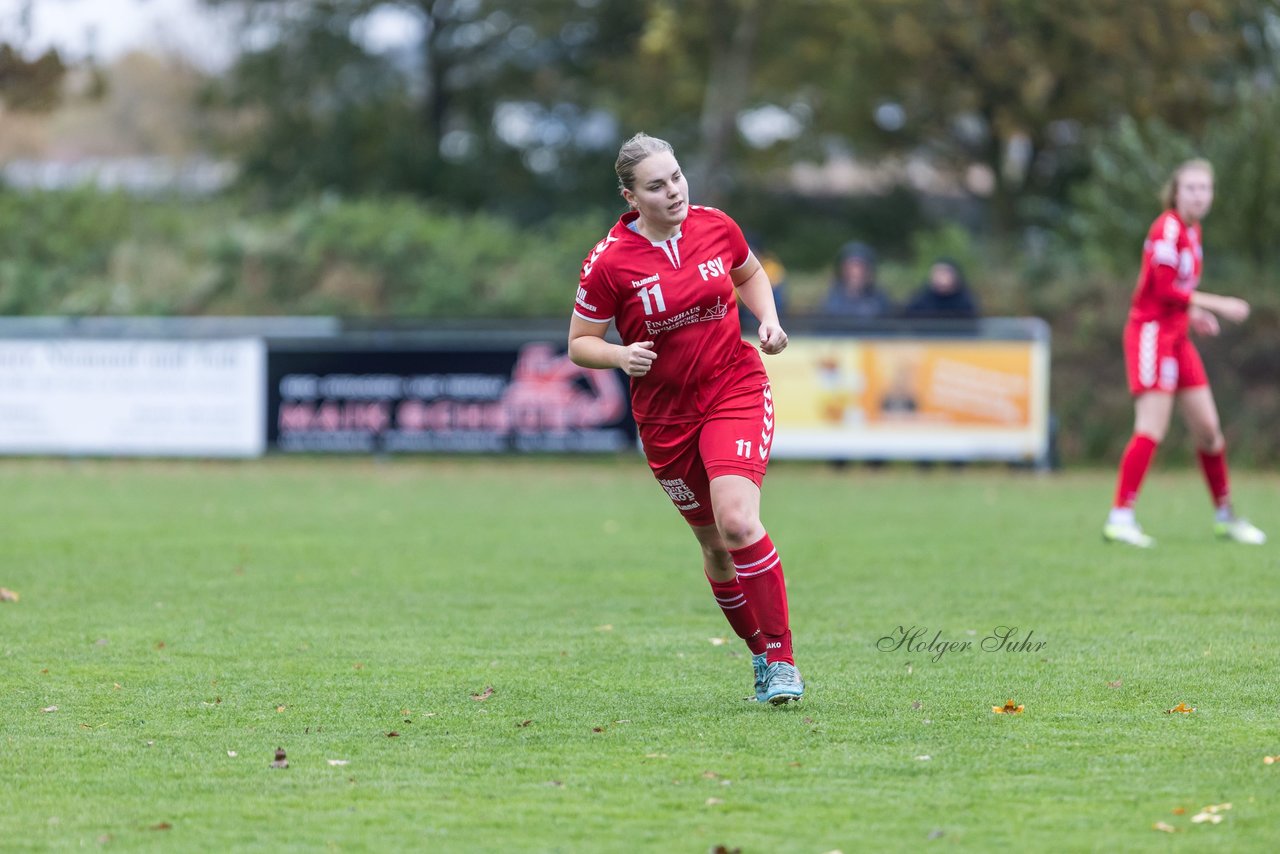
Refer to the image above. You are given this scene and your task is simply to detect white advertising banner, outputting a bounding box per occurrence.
[0,339,266,457]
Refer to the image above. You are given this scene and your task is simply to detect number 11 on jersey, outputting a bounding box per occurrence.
[735,438,752,457]
[637,283,666,315]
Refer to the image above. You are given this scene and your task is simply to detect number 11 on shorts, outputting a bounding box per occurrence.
[735,438,752,457]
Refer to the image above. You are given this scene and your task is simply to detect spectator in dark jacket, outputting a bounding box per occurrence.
[902,259,980,319]
[821,242,894,320]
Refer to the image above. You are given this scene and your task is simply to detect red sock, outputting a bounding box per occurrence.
[1197,447,1231,509]
[1114,433,1158,509]
[730,533,792,665]
[706,575,766,655]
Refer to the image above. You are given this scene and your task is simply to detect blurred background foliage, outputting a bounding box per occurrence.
[1,0,1279,461]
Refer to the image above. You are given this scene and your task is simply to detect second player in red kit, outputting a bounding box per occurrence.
[568,133,803,704]
[1104,158,1266,547]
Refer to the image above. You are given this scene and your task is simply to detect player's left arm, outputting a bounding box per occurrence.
[732,253,787,355]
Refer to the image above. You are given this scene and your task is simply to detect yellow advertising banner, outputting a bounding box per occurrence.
[767,335,1049,461]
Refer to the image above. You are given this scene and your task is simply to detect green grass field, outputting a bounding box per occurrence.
[2,458,1278,852]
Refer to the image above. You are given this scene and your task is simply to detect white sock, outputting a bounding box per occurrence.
[1108,507,1135,526]
[1215,505,1235,523]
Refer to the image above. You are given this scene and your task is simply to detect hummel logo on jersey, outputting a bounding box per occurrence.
[697,257,726,280]
[632,273,660,289]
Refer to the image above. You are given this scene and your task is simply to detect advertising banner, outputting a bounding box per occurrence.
[268,341,635,453]
[768,335,1050,461]
[0,339,266,456]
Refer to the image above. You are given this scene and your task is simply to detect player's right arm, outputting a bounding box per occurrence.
[568,316,656,377]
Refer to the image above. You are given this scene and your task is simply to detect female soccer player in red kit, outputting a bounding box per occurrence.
[1104,159,1266,548]
[568,133,803,703]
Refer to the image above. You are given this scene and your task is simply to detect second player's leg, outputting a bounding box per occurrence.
[1177,385,1224,453]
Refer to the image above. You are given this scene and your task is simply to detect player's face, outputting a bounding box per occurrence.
[623,151,689,235]
[1176,168,1214,223]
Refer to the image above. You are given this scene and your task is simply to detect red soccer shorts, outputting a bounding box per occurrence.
[1124,319,1208,396]
[638,381,775,527]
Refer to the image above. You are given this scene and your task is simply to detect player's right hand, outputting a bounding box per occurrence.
[1216,296,1251,323]
[618,341,657,377]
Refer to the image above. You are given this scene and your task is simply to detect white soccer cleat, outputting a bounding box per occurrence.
[1215,518,1267,545]
[1103,520,1155,548]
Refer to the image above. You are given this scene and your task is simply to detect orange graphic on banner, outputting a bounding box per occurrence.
[866,343,1031,426]
[767,339,1033,430]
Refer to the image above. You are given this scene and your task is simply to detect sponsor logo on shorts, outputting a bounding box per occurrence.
[659,477,697,504]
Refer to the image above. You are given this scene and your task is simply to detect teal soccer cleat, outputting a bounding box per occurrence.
[762,661,805,705]
[752,652,768,702]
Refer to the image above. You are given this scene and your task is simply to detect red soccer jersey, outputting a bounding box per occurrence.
[574,206,765,425]
[1128,209,1202,334]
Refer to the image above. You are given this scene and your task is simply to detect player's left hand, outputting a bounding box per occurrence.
[1189,305,1220,337]
[759,323,788,355]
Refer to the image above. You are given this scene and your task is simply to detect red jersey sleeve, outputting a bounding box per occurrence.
[699,207,750,270]
[574,235,620,323]
[1147,214,1193,308]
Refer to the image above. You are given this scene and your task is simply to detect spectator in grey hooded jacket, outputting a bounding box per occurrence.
[820,242,894,320]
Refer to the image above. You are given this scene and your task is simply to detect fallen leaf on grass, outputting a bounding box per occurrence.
[227,751,237,758]
[150,823,172,831]
[992,699,1024,714]
[40,706,58,713]
[386,731,400,738]
[353,662,364,670]
[1107,680,1123,689]
[545,780,564,787]
[1152,822,1177,833]
[113,683,121,690]
[1265,755,1278,764]
[595,624,613,632]
[0,587,19,602]
[705,798,724,806]
[516,720,532,728]
[471,686,494,701]
[708,637,727,646]
[1165,703,1195,714]
[154,642,166,650]
[327,759,349,766]
[702,771,719,779]
[1190,812,1223,825]
[592,727,604,733]
[1171,807,1185,815]
[276,705,287,713]
[911,701,923,710]
[926,830,944,840]
[710,846,742,854]
[270,747,288,769]
[915,755,931,761]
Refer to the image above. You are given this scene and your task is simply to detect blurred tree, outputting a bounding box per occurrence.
[0,0,66,112]
[201,0,648,214]
[829,0,1279,233]
[199,0,1280,232]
